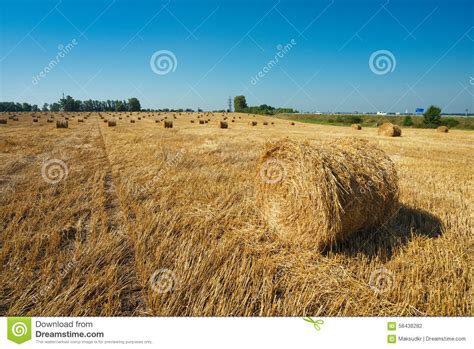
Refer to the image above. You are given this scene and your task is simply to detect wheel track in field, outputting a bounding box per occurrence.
[96,119,144,314]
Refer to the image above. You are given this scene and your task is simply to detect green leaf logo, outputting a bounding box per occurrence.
[7,317,32,344]
[303,317,324,331]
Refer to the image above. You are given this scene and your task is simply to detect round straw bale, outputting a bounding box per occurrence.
[130,119,135,123]
[108,120,117,127]
[250,121,257,126]
[56,120,68,128]
[164,120,173,128]
[351,123,362,130]
[291,122,295,126]
[263,121,268,125]
[0,119,7,124]
[219,121,228,129]
[255,137,399,250]
[33,118,38,123]
[436,125,448,133]
[47,118,53,123]
[78,119,84,123]
[378,123,401,137]
[199,119,205,124]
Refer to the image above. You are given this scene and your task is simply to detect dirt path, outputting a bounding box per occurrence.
[96,120,144,314]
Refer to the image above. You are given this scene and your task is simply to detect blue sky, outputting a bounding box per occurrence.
[0,0,472,113]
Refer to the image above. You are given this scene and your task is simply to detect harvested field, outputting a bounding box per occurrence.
[0,111,472,316]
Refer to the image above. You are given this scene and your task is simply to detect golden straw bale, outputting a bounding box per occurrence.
[255,137,399,250]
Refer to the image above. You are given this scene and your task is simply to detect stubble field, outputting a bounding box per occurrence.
[0,111,472,316]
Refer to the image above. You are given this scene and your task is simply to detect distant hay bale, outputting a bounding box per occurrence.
[271,122,274,125]
[250,121,257,126]
[291,122,295,126]
[108,120,117,127]
[47,119,53,123]
[436,125,448,133]
[231,119,235,122]
[190,120,195,123]
[199,120,205,124]
[0,119,7,124]
[164,120,173,128]
[138,117,141,120]
[351,123,362,130]
[255,138,399,250]
[378,123,401,137]
[263,121,268,125]
[56,120,68,128]
[13,117,19,121]
[33,118,38,123]
[219,121,228,129]
[119,117,122,120]
[130,119,135,123]
[155,120,160,123]
[78,119,84,123]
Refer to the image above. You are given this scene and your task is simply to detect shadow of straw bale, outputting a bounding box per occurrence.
[324,204,444,260]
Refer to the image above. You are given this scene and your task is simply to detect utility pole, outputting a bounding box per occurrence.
[227,96,232,112]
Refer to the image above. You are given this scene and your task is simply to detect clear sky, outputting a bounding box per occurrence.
[0,0,473,113]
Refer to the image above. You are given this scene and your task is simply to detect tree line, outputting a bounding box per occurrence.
[0,96,142,112]
[233,95,297,115]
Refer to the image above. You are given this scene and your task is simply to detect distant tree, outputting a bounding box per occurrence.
[403,115,414,126]
[32,104,39,112]
[22,102,32,112]
[50,102,61,112]
[61,96,73,111]
[115,101,126,111]
[42,103,49,111]
[128,97,141,111]
[234,95,248,112]
[423,105,442,126]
